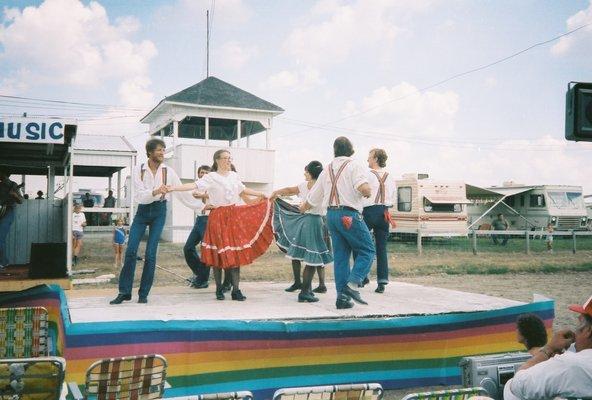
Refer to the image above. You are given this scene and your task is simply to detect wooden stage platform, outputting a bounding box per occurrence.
[0,283,554,399]
[0,264,71,291]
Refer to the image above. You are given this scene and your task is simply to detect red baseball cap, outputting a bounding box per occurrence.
[568,295,592,317]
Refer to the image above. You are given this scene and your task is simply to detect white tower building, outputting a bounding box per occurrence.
[140,76,284,242]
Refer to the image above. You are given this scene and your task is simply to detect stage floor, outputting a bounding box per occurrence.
[66,281,522,322]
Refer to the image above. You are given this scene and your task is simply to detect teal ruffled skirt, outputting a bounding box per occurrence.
[273,199,333,266]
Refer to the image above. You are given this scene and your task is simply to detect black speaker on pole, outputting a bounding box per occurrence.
[29,243,68,279]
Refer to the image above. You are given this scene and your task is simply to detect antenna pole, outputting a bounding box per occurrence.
[206,10,210,78]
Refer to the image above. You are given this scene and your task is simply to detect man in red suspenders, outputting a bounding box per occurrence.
[301,137,375,309]
[111,138,183,305]
[362,148,396,294]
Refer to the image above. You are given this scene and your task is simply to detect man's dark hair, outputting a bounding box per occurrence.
[108,190,113,195]
[497,213,503,217]
[584,313,592,328]
[305,161,323,180]
[333,136,354,157]
[517,313,548,350]
[371,148,388,168]
[198,165,211,174]
[145,138,166,157]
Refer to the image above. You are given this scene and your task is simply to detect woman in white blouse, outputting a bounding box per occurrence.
[172,149,271,301]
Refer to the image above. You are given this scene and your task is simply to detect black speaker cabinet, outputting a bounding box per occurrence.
[29,243,68,279]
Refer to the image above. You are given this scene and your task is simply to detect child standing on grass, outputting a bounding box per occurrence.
[545,223,554,253]
[113,218,127,267]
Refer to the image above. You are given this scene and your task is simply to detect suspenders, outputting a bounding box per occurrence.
[328,160,351,206]
[370,170,389,205]
[140,163,168,200]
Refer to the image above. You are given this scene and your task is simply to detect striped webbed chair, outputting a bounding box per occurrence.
[273,383,384,400]
[0,356,66,400]
[68,354,168,400]
[193,392,254,400]
[0,306,49,358]
[400,387,490,400]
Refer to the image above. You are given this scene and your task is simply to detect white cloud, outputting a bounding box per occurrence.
[218,41,258,70]
[0,0,157,107]
[342,82,459,138]
[283,0,430,69]
[551,0,592,55]
[262,67,324,92]
[484,76,497,88]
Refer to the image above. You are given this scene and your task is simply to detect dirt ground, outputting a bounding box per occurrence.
[74,237,591,399]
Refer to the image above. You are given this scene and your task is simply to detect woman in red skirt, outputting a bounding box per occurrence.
[172,149,271,301]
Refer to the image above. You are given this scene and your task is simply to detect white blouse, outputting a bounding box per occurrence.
[195,171,246,207]
[297,181,325,216]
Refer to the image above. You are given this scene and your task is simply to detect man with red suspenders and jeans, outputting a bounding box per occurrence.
[362,148,396,294]
[111,138,197,305]
[301,136,375,309]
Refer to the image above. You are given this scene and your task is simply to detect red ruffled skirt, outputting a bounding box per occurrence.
[200,200,273,269]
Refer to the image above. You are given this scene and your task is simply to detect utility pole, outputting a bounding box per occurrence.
[206,10,210,78]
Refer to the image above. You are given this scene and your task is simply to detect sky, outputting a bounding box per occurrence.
[1,0,591,195]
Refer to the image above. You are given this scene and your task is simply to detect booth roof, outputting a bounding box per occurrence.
[141,76,284,122]
[74,134,136,153]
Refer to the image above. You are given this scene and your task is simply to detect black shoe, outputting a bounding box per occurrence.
[358,277,370,288]
[216,289,225,300]
[312,285,327,294]
[231,290,246,301]
[342,285,368,305]
[109,294,131,305]
[285,282,302,292]
[375,283,386,294]
[298,291,319,303]
[138,297,148,304]
[222,282,232,293]
[191,281,209,289]
[336,294,354,309]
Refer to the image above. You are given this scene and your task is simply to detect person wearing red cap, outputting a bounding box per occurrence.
[504,295,592,400]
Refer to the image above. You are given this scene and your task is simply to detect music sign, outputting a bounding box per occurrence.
[0,118,72,144]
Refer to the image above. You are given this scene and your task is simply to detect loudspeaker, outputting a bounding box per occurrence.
[29,243,68,279]
[566,81,592,142]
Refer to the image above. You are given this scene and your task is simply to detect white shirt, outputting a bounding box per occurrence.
[297,181,325,216]
[363,168,396,208]
[307,156,369,213]
[72,212,86,232]
[504,349,592,400]
[133,162,202,210]
[196,171,246,207]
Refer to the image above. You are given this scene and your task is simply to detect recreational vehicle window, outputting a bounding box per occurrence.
[505,196,515,207]
[423,198,462,213]
[398,187,412,212]
[520,195,525,207]
[549,191,585,209]
[529,194,546,208]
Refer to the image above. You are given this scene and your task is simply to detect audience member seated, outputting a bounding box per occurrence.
[504,295,592,400]
[516,313,548,355]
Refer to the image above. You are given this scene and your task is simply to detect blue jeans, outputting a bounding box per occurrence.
[118,201,167,298]
[362,205,390,284]
[327,208,375,295]
[0,207,15,266]
[183,215,209,282]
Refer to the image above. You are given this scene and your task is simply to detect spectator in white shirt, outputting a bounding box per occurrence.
[72,203,86,266]
[504,295,592,400]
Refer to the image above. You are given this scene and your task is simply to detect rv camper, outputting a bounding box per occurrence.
[390,173,470,237]
[467,183,588,231]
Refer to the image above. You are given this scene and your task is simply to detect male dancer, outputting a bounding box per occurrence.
[110,138,200,304]
[362,148,396,293]
[184,165,211,288]
[301,137,375,309]
[0,166,23,268]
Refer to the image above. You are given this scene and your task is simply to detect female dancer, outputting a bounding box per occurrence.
[172,150,271,301]
[271,161,332,302]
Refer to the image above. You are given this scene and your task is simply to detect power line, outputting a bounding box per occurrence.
[280,21,592,137]
[0,94,148,112]
[278,118,590,152]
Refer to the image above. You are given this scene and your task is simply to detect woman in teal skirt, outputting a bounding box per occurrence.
[271,161,332,303]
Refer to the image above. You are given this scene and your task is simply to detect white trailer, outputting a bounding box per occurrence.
[391,173,470,237]
[467,183,589,231]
